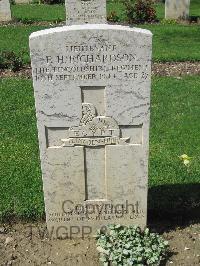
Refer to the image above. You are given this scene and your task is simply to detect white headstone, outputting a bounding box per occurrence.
[30,7,152,239]
[0,0,11,22]
[165,0,190,19]
[15,0,31,3]
[65,0,107,25]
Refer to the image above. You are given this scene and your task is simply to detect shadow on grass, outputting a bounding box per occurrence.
[148,183,200,231]
[189,16,200,23]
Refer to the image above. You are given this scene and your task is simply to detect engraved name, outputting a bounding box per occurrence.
[33,44,150,82]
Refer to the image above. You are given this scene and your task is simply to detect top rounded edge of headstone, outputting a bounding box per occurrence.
[29,24,152,40]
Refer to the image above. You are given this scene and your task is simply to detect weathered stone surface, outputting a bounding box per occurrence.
[30,24,152,238]
[65,0,106,25]
[15,0,31,3]
[0,0,11,22]
[165,0,190,19]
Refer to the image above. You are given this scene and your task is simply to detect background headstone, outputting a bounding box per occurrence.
[15,0,31,3]
[65,0,107,24]
[30,4,152,238]
[0,0,11,22]
[165,0,190,19]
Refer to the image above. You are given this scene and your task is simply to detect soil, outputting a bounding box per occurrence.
[0,67,32,79]
[0,21,64,27]
[0,220,199,266]
[1,62,200,79]
[152,62,200,77]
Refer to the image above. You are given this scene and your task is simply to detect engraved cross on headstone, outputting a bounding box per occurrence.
[61,86,131,201]
[65,0,107,25]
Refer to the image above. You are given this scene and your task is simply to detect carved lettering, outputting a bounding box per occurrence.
[33,43,150,82]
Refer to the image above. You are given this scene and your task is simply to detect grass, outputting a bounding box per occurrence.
[11,4,65,23]
[0,76,200,220]
[0,26,45,64]
[149,75,200,212]
[143,24,200,62]
[0,1,199,64]
[107,0,127,21]
[0,24,200,64]
[187,0,200,17]
[0,78,44,220]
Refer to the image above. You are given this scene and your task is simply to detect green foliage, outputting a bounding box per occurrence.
[40,0,64,4]
[107,0,127,22]
[122,0,135,22]
[160,19,178,25]
[11,4,65,22]
[123,0,157,24]
[0,78,44,221]
[148,76,200,212]
[0,26,46,65]
[96,225,168,266]
[134,0,157,23]
[5,3,200,64]
[0,51,23,71]
[14,17,35,25]
[189,0,200,17]
[142,24,200,62]
[107,11,121,22]
[179,154,192,167]
[108,0,200,22]
[10,0,16,5]
[1,24,199,65]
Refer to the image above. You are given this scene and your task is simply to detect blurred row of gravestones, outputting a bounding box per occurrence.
[0,0,192,23]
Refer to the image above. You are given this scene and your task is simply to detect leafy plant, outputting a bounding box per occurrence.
[160,19,178,25]
[107,11,121,23]
[0,51,23,71]
[123,0,157,24]
[179,154,192,167]
[96,224,168,266]
[10,0,16,5]
[14,17,35,24]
